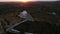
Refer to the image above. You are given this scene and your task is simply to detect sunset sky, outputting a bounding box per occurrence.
[0,0,59,2]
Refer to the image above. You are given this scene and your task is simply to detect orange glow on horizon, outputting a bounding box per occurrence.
[0,0,58,2]
[17,0,32,2]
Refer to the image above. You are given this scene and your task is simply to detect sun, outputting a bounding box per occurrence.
[17,0,31,2]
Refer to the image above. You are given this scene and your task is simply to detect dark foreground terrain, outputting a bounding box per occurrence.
[6,21,60,34]
[0,1,60,34]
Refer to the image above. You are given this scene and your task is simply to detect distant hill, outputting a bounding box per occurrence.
[0,1,60,15]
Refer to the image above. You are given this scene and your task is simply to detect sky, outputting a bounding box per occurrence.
[0,0,59,2]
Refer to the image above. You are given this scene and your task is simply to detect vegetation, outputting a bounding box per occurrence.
[0,1,60,34]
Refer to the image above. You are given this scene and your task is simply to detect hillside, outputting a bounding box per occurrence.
[0,1,60,34]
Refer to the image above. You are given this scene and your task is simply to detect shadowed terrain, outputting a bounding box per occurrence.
[0,1,60,34]
[14,21,58,34]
